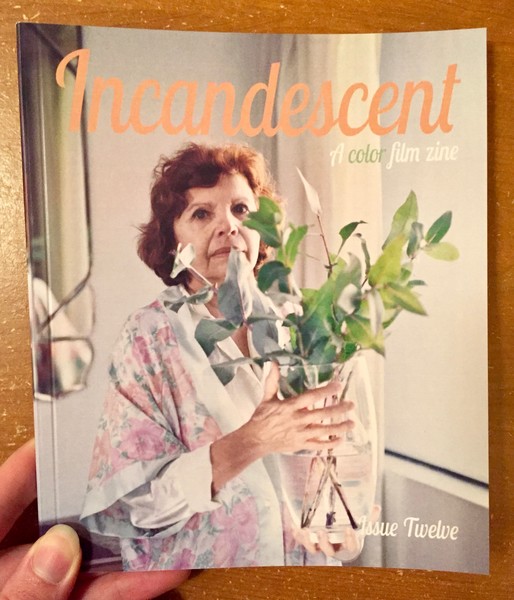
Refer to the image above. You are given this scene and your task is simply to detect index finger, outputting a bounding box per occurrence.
[0,439,37,542]
[290,381,343,411]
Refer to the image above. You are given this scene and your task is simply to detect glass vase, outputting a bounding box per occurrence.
[276,356,378,562]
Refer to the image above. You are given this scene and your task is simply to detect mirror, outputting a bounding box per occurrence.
[19,24,94,396]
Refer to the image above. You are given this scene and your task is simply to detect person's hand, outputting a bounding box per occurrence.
[293,504,382,562]
[246,362,355,455]
[210,363,355,493]
[0,439,190,599]
[294,524,364,561]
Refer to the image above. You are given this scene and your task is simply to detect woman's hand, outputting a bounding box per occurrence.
[294,504,381,562]
[245,362,354,455]
[293,525,363,561]
[210,363,354,494]
[0,439,189,599]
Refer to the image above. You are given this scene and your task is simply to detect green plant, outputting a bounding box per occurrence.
[167,173,458,388]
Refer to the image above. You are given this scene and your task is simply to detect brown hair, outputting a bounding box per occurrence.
[138,142,280,286]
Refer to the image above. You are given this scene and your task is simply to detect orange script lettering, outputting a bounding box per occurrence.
[55,49,461,138]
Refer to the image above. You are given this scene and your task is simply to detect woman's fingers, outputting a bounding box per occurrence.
[0,439,37,542]
[0,525,81,600]
[261,362,279,402]
[291,381,344,410]
[0,442,82,598]
[292,528,318,554]
[252,377,355,453]
[305,417,354,434]
[74,569,190,600]
[294,528,337,558]
[316,530,336,557]
[295,401,354,423]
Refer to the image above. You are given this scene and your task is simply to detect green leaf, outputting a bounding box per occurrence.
[399,263,413,284]
[245,196,283,247]
[306,339,338,366]
[388,282,427,315]
[247,313,283,356]
[366,288,385,335]
[255,196,283,224]
[377,286,397,309]
[340,341,359,362]
[170,242,196,278]
[163,285,214,312]
[299,312,333,356]
[264,280,302,307]
[408,279,426,288]
[302,255,361,324]
[244,219,282,247]
[368,235,405,286]
[334,254,362,294]
[426,211,452,244]
[218,250,254,325]
[407,222,424,258]
[338,221,366,248]
[423,242,460,261]
[195,319,237,355]
[381,307,401,329]
[336,283,361,315]
[383,191,418,248]
[345,314,385,355]
[212,363,237,385]
[297,168,322,216]
[377,281,425,325]
[281,224,308,267]
[257,261,291,292]
[246,313,283,326]
[355,233,371,274]
[212,357,264,385]
[288,302,333,360]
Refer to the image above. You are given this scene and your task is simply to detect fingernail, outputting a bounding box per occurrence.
[31,525,80,584]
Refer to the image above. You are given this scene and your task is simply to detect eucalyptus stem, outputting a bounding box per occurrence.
[325,459,359,530]
[187,266,214,288]
[300,457,320,527]
[301,454,359,531]
[301,455,335,528]
[316,214,334,277]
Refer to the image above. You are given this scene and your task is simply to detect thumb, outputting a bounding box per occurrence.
[0,525,81,600]
[262,362,280,402]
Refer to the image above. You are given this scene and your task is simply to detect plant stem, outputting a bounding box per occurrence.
[301,455,334,528]
[188,266,214,288]
[301,454,359,531]
[316,214,333,277]
[325,459,359,530]
[300,457,320,526]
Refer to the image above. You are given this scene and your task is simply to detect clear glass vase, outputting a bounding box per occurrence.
[276,356,378,562]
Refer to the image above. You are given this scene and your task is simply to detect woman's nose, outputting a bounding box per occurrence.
[216,210,238,235]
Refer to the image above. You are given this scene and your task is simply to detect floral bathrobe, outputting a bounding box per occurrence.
[81,285,317,570]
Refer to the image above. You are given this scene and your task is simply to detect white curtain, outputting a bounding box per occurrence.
[268,33,385,566]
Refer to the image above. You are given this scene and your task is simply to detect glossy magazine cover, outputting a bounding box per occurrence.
[17,23,488,573]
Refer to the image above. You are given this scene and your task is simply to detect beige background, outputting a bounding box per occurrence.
[0,1,512,598]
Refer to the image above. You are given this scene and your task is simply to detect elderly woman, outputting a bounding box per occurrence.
[81,143,353,570]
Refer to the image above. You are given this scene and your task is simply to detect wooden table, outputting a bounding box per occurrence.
[1,1,512,598]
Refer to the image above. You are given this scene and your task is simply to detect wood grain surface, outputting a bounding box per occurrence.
[0,1,512,598]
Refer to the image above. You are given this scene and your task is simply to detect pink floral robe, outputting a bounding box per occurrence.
[81,286,310,570]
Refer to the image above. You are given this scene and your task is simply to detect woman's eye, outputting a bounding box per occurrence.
[192,208,209,220]
[233,203,249,217]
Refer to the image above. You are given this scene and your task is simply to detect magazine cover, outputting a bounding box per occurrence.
[17,23,488,574]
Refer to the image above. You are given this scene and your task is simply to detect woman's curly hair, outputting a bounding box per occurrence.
[137,142,280,286]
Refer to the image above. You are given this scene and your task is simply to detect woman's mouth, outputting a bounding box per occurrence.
[210,246,243,258]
